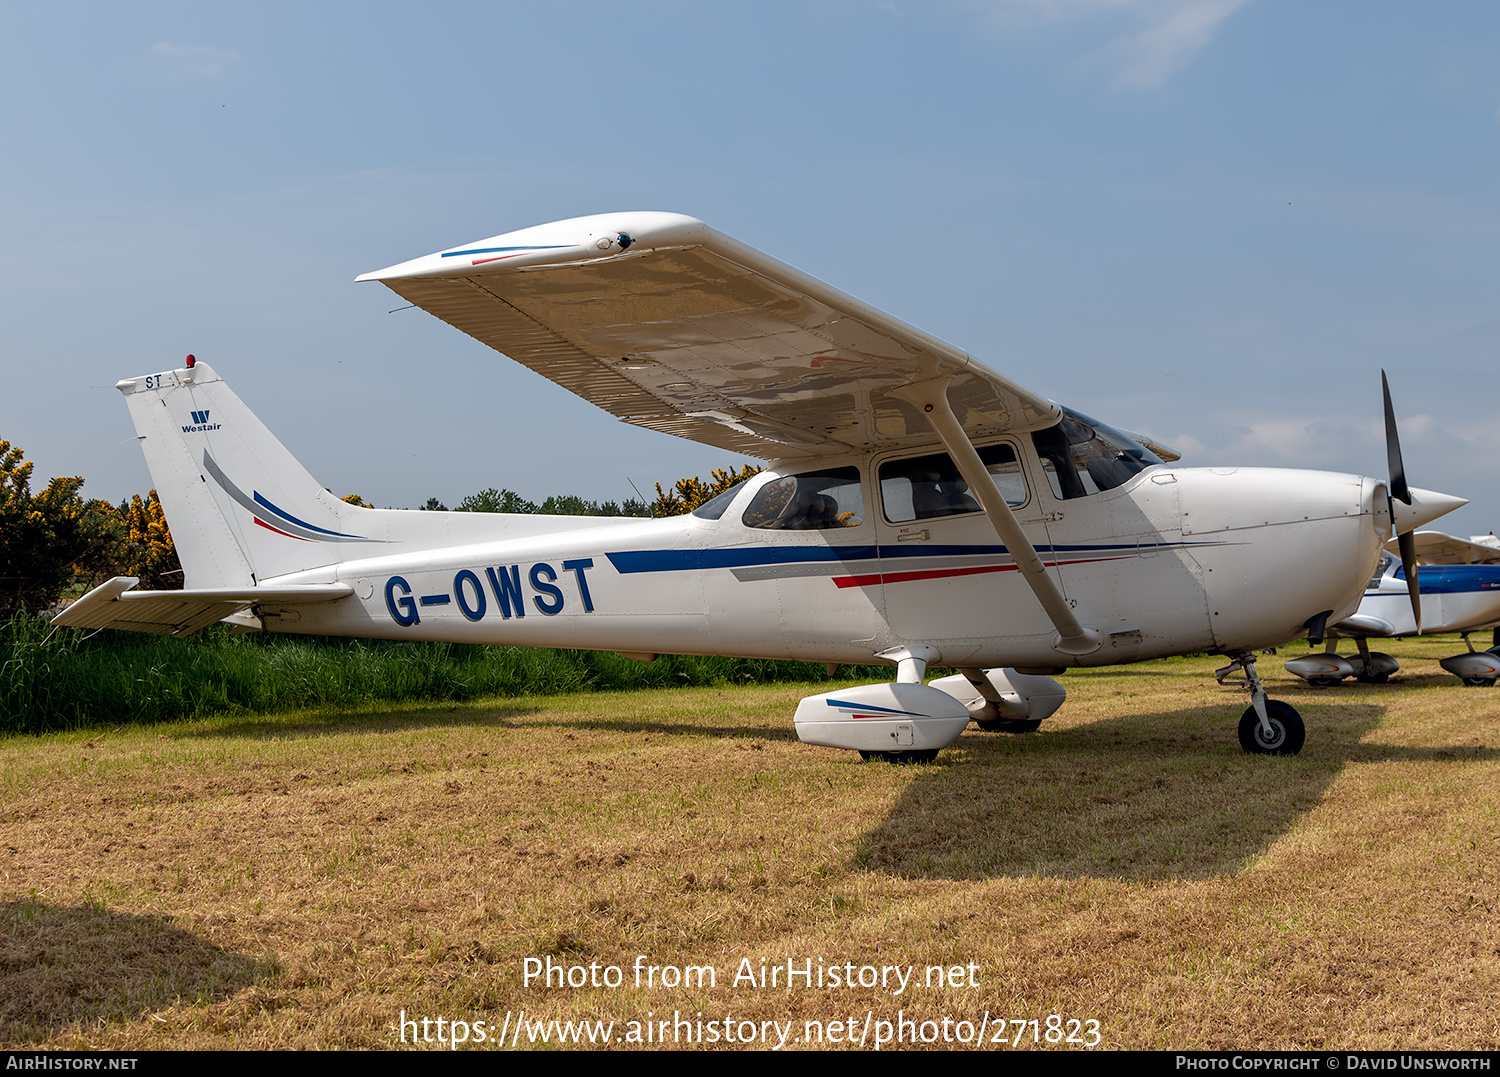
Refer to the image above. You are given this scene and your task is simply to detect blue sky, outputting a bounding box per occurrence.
[3,1,1497,535]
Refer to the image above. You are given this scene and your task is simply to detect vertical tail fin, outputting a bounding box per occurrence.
[119,361,376,586]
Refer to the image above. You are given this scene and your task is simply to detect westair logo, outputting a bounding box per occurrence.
[182,409,220,433]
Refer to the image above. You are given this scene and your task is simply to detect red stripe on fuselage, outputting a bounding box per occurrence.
[832,556,1133,589]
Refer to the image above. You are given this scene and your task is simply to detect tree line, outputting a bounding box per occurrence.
[0,435,759,616]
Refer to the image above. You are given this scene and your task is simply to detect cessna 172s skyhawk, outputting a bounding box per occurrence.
[55,212,1466,759]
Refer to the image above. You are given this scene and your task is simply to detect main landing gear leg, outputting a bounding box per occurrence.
[1220,652,1306,756]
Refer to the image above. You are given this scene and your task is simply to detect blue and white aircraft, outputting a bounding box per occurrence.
[1284,535,1500,688]
[54,212,1467,758]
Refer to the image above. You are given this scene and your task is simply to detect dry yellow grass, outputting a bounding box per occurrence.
[2,638,1498,1050]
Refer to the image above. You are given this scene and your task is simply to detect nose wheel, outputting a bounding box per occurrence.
[1237,700,1305,755]
[1220,652,1306,755]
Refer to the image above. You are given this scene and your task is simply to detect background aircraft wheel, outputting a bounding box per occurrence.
[1355,672,1389,684]
[859,749,939,764]
[1307,676,1343,688]
[1237,701,1305,756]
[1460,676,1496,687]
[973,718,1043,734]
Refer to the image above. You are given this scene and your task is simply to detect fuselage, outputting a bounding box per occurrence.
[1357,560,1500,637]
[266,437,1388,671]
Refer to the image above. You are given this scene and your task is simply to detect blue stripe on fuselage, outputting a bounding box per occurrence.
[605,540,1210,575]
[1394,564,1500,594]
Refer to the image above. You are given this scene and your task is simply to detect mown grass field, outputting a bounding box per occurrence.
[2,636,1498,1050]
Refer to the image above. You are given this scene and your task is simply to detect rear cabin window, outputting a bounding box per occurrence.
[690,483,745,520]
[741,467,864,530]
[879,444,1026,524]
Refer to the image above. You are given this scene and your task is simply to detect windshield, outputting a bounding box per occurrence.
[1031,408,1162,500]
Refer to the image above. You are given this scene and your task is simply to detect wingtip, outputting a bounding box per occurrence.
[353,212,711,284]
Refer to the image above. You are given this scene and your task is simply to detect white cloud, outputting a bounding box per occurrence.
[1185,411,1448,472]
[965,0,1250,89]
[1102,0,1249,89]
[148,42,241,80]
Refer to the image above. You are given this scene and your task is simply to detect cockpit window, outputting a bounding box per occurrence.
[1031,408,1162,501]
[1369,551,1398,587]
[741,467,864,530]
[879,444,1026,523]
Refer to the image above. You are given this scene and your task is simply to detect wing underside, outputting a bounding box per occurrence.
[360,212,1060,460]
[1385,531,1500,566]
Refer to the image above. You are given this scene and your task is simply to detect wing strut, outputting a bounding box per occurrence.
[893,378,1103,657]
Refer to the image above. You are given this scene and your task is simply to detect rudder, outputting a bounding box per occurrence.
[118,360,374,586]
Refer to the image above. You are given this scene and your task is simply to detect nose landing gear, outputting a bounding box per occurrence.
[1217,653,1306,755]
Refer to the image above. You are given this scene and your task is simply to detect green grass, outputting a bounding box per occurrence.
[0,615,890,733]
[2,640,1498,1049]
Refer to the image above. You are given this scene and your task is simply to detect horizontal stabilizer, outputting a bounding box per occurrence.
[52,577,353,637]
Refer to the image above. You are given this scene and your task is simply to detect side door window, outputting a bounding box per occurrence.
[879,443,1026,524]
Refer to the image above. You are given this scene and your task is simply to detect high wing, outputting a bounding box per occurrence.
[1384,531,1500,565]
[356,212,1060,460]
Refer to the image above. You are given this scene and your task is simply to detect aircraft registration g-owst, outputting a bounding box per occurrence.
[55,212,1468,759]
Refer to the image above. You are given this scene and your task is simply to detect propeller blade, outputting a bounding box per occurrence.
[1398,529,1422,633]
[1383,372,1424,629]
[1382,370,1411,506]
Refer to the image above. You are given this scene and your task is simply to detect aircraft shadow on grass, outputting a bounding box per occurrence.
[854,702,1500,882]
[521,714,794,740]
[178,705,541,742]
[0,897,272,1042]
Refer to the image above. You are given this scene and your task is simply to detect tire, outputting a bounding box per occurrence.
[1307,676,1343,688]
[973,718,1043,734]
[1354,673,1389,684]
[859,749,940,764]
[1238,700,1305,756]
[1461,676,1496,688]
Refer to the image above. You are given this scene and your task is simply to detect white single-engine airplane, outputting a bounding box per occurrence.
[1284,534,1500,688]
[55,212,1467,759]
